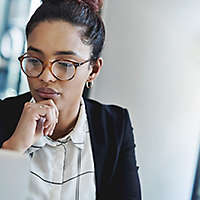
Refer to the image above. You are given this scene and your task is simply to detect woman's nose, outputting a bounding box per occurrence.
[38,65,57,82]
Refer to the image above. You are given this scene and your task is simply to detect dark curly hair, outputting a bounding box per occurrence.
[26,0,105,61]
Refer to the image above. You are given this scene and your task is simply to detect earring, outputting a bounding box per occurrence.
[86,81,93,88]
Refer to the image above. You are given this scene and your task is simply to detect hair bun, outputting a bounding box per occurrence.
[42,0,103,13]
[78,0,103,13]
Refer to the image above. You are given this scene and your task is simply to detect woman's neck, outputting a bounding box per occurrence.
[50,100,81,140]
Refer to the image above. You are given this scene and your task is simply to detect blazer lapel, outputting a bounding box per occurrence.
[84,99,108,198]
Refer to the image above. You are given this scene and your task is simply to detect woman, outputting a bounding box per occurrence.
[0,0,141,199]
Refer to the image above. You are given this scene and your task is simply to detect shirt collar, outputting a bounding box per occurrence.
[26,97,88,154]
[56,98,87,149]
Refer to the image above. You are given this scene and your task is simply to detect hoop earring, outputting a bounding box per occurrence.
[86,81,93,88]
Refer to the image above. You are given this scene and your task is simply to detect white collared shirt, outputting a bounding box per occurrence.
[26,98,96,200]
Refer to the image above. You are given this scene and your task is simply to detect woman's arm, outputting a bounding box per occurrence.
[2,99,58,153]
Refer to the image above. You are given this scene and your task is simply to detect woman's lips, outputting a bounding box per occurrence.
[36,87,60,99]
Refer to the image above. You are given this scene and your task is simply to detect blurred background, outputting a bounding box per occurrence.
[0,0,41,98]
[0,0,200,200]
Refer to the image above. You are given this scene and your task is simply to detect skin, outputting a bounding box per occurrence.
[3,20,103,153]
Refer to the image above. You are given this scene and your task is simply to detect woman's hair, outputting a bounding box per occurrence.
[26,0,105,61]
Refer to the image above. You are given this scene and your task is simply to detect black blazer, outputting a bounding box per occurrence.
[0,92,141,200]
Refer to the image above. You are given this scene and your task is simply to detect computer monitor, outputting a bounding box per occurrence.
[0,149,30,200]
[191,149,200,200]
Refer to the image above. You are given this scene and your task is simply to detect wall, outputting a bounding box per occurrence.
[91,0,200,199]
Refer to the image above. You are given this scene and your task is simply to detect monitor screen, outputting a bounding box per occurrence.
[191,150,200,200]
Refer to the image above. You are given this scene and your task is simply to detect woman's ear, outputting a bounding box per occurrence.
[88,57,103,81]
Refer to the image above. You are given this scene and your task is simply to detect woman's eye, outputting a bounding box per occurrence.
[28,58,40,65]
[57,61,73,68]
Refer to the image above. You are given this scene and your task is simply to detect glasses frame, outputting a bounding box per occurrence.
[18,53,91,81]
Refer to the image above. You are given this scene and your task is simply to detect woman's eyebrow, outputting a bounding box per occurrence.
[27,46,43,54]
[54,50,81,58]
[27,46,81,58]
[27,46,44,55]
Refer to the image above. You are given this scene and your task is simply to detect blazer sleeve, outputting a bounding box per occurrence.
[111,109,142,200]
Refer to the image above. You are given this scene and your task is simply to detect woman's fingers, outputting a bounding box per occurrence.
[39,99,59,118]
[39,100,58,124]
[44,122,56,136]
[35,117,46,135]
[23,100,59,136]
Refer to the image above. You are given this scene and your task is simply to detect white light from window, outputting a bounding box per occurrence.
[29,0,41,19]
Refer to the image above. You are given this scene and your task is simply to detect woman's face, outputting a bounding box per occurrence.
[26,20,99,111]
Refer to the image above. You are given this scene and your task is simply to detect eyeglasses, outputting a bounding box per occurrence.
[18,53,91,81]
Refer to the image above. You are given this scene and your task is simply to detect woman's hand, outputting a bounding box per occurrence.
[2,99,59,153]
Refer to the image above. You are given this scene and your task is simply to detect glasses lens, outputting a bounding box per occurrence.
[52,61,75,80]
[22,57,43,77]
